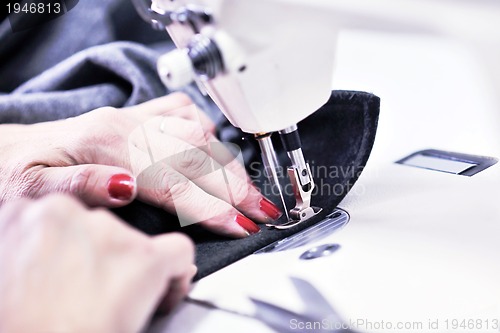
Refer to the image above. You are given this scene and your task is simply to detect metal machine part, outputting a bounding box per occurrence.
[131,0,172,30]
[255,133,289,221]
[131,0,212,31]
[266,206,322,230]
[255,209,349,254]
[185,276,355,333]
[396,149,498,177]
[279,125,311,188]
[157,34,224,89]
[257,127,321,227]
[278,125,320,223]
[299,244,341,260]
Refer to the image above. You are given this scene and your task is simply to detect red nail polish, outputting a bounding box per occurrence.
[107,174,135,201]
[259,198,283,220]
[235,214,260,235]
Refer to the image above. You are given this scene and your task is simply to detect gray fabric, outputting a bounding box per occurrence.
[1,42,164,123]
[0,0,217,124]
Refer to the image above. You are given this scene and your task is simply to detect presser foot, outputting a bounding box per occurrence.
[266,164,321,230]
[266,206,322,230]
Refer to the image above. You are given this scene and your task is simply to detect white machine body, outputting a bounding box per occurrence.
[154,0,338,134]
[147,0,500,224]
[153,0,500,134]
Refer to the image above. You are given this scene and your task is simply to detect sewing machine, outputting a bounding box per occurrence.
[132,0,500,229]
[132,0,343,225]
[132,1,500,332]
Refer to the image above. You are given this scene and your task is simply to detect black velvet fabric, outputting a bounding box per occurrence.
[113,90,380,280]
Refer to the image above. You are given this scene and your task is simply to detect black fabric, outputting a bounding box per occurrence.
[114,90,380,280]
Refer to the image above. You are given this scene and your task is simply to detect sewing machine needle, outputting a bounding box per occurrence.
[256,134,290,221]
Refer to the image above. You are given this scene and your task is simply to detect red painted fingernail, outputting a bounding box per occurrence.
[259,197,283,220]
[107,174,135,201]
[235,214,260,235]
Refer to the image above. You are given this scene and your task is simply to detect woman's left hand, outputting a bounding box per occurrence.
[0,93,281,237]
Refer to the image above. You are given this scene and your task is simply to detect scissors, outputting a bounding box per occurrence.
[187,276,358,333]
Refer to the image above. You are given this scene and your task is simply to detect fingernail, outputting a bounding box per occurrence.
[107,174,135,201]
[235,214,260,235]
[259,197,283,220]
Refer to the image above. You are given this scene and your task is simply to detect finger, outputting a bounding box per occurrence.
[33,165,137,208]
[128,93,216,134]
[151,234,196,313]
[175,106,217,135]
[156,265,197,314]
[202,136,284,223]
[126,93,193,117]
[137,127,282,223]
[149,115,247,179]
[142,115,242,182]
[164,105,216,135]
[136,159,259,238]
[147,115,210,148]
[149,118,271,220]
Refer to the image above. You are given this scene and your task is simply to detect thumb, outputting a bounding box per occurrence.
[36,164,137,207]
[151,233,196,314]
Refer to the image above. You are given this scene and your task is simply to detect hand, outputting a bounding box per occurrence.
[0,93,282,238]
[0,194,195,333]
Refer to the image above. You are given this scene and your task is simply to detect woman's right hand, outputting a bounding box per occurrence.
[0,194,196,333]
[0,93,282,238]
